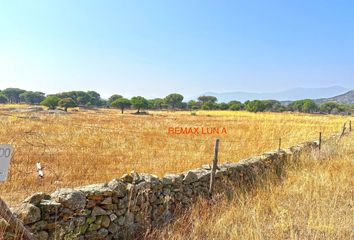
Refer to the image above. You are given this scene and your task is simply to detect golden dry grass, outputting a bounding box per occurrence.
[150,134,354,240]
[0,104,351,206]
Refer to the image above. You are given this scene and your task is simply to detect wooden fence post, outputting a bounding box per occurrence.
[209,139,220,198]
[350,120,352,132]
[0,198,36,240]
[340,122,347,139]
[319,132,322,151]
[278,138,281,152]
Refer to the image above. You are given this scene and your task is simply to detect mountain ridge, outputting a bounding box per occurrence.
[314,90,354,105]
[201,86,349,102]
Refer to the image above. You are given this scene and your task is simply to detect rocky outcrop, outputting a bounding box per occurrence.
[5,141,318,240]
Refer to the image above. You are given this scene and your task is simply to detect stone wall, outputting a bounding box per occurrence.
[4,141,319,240]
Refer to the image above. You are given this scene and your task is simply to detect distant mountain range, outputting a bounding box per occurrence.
[314,90,354,105]
[202,86,350,103]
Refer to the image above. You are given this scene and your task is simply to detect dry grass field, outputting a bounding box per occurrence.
[0,104,351,206]
[150,133,354,240]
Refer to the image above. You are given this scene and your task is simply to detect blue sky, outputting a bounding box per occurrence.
[0,1,353,98]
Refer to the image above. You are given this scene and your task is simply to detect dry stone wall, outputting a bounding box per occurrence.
[4,141,319,240]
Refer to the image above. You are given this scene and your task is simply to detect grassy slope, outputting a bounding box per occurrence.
[149,134,354,240]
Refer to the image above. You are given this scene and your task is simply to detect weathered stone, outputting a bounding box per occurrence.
[78,184,113,197]
[118,196,128,209]
[109,214,117,222]
[108,179,128,198]
[135,181,151,191]
[101,215,111,228]
[117,216,125,226]
[108,222,119,234]
[86,216,96,224]
[88,223,100,232]
[91,206,108,216]
[183,171,198,184]
[97,228,109,238]
[15,203,41,224]
[164,173,184,184]
[24,192,51,205]
[162,188,171,195]
[101,204,116,210]
[140,173,160,184]
[131,171,143,184]
[201,164,212,170]
[115,208,126,216]
[121,173,133,183]
[51,189,86,210]
[86,200,96,208]
[73,216,86,226]
[94,216,103,226]
[30,220,56,231]
[59,208,74,222]
[161,177,172,185]
[76,223,89,235]
[100,197,112,205]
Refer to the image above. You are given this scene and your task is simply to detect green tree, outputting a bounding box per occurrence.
[165,93,184,109]
[19,91,45,104]
[197,96,218,104]
[218,102,229,110]
[244,100,266,112]
[228,101,243,110]
[201,102,216,110]
[302,99,318,113]
[2,88,26,103]
[180,102,188,109]
[201,104,210,110]
[111,98,131,114]
[59,98,77,111]
[149,98,165,109]
[0,94,8,103]
[263,100,283,112]
[40,96,61,110]
[288,99,318,113]
[97,99,108,107]
[187,100,199,110]
[196,96,218,110]
[131,96,148,113]
[320,102,340,114]
[87,91,101,106]
[77,95,91,106]
[108,94,123,104]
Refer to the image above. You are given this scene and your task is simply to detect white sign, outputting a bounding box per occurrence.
[0,144,13,182]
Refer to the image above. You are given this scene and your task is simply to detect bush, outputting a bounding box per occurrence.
[59,98,77,111]
[40,96,61,110]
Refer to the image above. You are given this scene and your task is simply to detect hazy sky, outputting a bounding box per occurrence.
[0,1,353,98]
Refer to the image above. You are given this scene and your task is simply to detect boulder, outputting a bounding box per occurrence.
[183,171,198,184]
[51,189,86,210]
[107,179,127,197]
[77,184,113,198]
[91,206,108,216]
[24,192,51,205]
[15,203,41,224]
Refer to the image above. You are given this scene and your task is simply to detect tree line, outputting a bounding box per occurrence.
[0,88,353,115]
